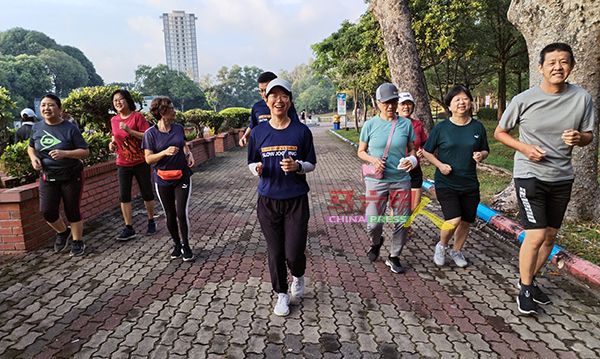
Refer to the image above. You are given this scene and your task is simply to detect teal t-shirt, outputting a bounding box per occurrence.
[359,116,416,183]
[423,118,489,190]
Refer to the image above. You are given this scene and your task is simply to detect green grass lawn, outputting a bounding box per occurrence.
[333,122,600,266]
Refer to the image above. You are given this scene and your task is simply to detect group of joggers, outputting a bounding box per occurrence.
[27,42,594,317]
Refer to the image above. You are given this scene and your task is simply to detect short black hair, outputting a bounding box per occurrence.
[444,85,473,108]
[257,71,277,84]
[40,94,62,108]
[111,89,137,112]
[539,42,575,65]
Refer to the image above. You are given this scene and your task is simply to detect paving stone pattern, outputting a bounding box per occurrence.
[1,123,600,358]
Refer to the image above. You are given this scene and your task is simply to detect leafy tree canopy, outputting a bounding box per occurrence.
[0,28,104,105]
[135,64,209,112]
[0,54,53,112]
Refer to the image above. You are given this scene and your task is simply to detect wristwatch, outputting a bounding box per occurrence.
[296,161,303,173]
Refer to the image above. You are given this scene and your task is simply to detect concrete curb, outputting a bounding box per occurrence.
[330,128,600,291]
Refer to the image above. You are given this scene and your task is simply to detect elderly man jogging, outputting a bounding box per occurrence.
[494,42,594,315]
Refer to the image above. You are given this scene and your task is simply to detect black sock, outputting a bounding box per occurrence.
[59,228,69,235]
[520,282,532,293]
[126,225,133,230]
[148,219,155,223]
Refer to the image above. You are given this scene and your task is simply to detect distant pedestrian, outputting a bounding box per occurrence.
[358,83,417,274]
[109,89,156,241]
[27,94,89,256]
[61,110,79,130]
[495,43,594,315]
[247,78,317,316]
[356,107,361,122]
[143,97,195,261]
[15,108,36,143]
[423,86,489,269]
[238,72,299,146]
[397,92,428,235]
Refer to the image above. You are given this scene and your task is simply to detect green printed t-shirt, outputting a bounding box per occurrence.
[29,120,88,171]
[424,118,489,190]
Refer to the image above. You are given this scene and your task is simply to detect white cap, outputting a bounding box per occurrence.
[21,108,36,118]
[266,78,292,98]
[398,92,414,104]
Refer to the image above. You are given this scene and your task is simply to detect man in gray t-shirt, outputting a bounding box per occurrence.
[495,43,594,315]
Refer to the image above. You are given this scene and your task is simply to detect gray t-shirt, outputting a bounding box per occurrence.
[499,84,595,182]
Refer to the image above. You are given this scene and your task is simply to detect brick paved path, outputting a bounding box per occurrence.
[1,123,599,358]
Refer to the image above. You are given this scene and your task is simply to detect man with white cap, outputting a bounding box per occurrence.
[15,108,37,143]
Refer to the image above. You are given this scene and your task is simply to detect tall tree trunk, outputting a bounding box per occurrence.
[370,0,434,132]
[497,61,507,121]
[508,0,600,221]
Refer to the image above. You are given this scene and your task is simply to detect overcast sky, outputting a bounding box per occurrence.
[0,0,368,84]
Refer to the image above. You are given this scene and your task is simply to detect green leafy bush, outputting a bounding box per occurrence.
[62,85,144,132]
[219,108,251,130]
[476,108,498,121]
[185,131,197,141]
[82,131,112,167]
[184,109,223,135]
[0,141,39,185]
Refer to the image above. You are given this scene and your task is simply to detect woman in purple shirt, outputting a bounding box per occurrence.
[143,97,195,261]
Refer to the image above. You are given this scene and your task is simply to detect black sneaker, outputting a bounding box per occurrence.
[181,244,194,262]
[518,280,551,305]
[117,227,136,241]
[367,236,384,262]
[385,255,405,274]
[517,289,538,315]
[146,220,157,235]
[171,244,182,259]
[70,240,85,257]
[54,227,72,252]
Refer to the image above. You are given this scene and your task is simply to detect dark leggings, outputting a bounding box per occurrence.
[155,177,191,244]
[39,170,84,223]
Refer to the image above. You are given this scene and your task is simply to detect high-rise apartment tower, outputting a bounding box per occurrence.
[160,10,199,82]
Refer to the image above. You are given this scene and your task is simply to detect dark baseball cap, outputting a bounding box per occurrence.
[376,83,399,102]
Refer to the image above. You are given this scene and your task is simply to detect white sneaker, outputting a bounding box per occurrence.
[291,276,305,298]
[450,250,468,268]
[434,242,447,266]
[274,293,290,316]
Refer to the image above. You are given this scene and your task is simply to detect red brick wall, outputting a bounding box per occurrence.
[214,129,243,153]
[0,137,216,253]
[187,137,216,164]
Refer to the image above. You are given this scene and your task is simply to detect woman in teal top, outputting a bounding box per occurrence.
[423,85,489,268]
[358,83,417,274]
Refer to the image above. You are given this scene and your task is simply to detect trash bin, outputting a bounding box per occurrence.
[333,122,340,130]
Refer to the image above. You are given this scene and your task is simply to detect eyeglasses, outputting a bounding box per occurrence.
[113,97,126,103]
[378,99,398,106]
[268,94,290,102]
[398,102,413,107]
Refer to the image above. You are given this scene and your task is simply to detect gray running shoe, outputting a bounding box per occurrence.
[291,276,305,298]
[434,242,447,266]
[449,250,468,268]
[274,293,290,316]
